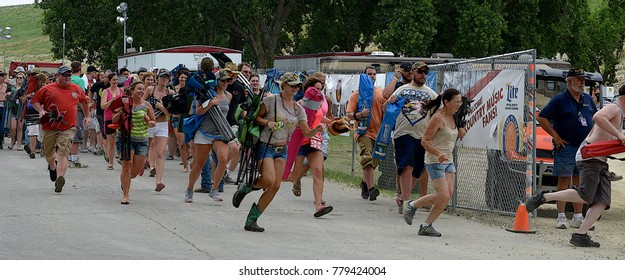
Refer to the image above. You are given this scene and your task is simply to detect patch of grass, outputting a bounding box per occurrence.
[0,4,56,68]
[324,133,383,188]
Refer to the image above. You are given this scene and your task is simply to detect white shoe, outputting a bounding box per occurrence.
[556,216,568,229]
[570,216,584,228]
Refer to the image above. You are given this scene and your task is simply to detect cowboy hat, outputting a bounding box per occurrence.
[328,117,354,136]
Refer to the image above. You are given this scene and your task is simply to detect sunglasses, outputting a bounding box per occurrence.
[416,68,429,75]
[16,77,24,79]
[61,73,72,77]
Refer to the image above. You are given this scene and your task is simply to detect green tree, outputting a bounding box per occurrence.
[291,0,379,54]
[38,0,228,69]
[585,0,625,83]
[375,0,438,57]
[225,0,306,68]
[501,0,541,53]
[451,0,507,58]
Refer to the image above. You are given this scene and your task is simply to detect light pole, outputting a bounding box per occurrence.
[62,23,65,64]
[116,2,128,54]
[1,25,11,73]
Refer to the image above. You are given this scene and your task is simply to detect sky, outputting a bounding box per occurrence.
[0,0,34,7]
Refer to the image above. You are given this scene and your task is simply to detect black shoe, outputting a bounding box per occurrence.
[24,145,31,155]
[360,181,369,199]
[30,153,36,159]
[194,188,210,193]
[244,221,265,232]
[48,160,58,182]
[570,233,600,247]
[55,176,65,193]
[418,224,442,237]
[368,187,380,201]
[525,191,547,212]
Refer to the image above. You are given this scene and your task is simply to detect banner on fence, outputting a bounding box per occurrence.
[455,69,525,150]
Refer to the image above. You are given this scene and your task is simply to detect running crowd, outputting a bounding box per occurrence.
[0,61,617,247]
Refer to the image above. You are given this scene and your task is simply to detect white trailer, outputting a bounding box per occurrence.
[117,45,243,72]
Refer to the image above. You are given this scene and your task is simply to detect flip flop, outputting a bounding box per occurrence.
[314,205,333,218]
[107,165,114,170]
[155,183,165,192]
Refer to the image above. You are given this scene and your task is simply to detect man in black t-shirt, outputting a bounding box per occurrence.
[382,61,414,99]
[89,70,111,145]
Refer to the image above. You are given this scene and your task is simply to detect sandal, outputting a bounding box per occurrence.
[107,165,114,170]
[166,155,174,160]
[314,205,333,218]
[292,181,301,197]
[121,197,130,205]
[155,183,165,192]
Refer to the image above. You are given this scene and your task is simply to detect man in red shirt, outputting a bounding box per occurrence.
[31,66,89,193]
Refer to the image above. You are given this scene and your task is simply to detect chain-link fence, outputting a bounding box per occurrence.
[426,50,536,227]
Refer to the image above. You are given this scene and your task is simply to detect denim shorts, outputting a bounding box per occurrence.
[425,162,456,180]
[297,143,322,157]
[257,143,288,161]
[116,139,149,158]
[553,144,579,177]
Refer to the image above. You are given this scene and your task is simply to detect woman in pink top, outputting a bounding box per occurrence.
[100,73,122,170]
[285,72,334,218]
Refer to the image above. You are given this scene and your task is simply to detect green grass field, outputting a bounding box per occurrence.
[0,4,56,71]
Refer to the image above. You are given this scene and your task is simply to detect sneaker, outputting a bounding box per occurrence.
[79,147,90,153]
[609,171,623,181]
[225,174,236,184]
[570,216,584,228]
[403,201,416,225]
[48,160,58,182]
[209,189,223,201]
[525,191,547,212]
[29,153,36,159]
[54,176,65,193]
[184,189,193,203]
[359,181,369,199]
[570,233,600,247]
[69,160,89,168]
[418,224,442,237]
[556,216,568,229]
[368,187,380,201]
[88,146,98,154]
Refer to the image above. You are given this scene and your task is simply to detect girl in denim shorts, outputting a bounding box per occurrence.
[402,89,463,237]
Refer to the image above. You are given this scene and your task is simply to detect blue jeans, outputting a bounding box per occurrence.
[0,106,7,139]
[200,150,225,191]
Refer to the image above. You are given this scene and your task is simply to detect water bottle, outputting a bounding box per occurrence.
[356,110,369,135]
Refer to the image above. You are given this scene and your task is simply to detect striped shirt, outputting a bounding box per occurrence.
[131,104,149,141]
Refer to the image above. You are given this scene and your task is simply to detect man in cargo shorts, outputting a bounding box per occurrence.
[31,66,90,193]
[347,66,387,201]
[526,84,625,247]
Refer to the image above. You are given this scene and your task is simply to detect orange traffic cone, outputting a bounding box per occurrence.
[505,203,536,234]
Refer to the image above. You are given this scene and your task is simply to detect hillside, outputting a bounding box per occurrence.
[0,4,56,67]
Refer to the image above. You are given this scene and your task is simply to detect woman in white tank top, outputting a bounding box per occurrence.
[402,88,463,237]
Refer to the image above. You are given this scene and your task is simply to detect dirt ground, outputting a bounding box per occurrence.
[531,155,625,259]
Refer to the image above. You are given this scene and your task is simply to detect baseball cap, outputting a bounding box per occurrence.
[216,69,232,81]
[137,67,148,73]
[399,62,413,71]
[15,66,26,73]
[58,65,72,74]
[157,68,170,77]
[411,61,429,71]
[279,72,303,86]
[566,68,586,78]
